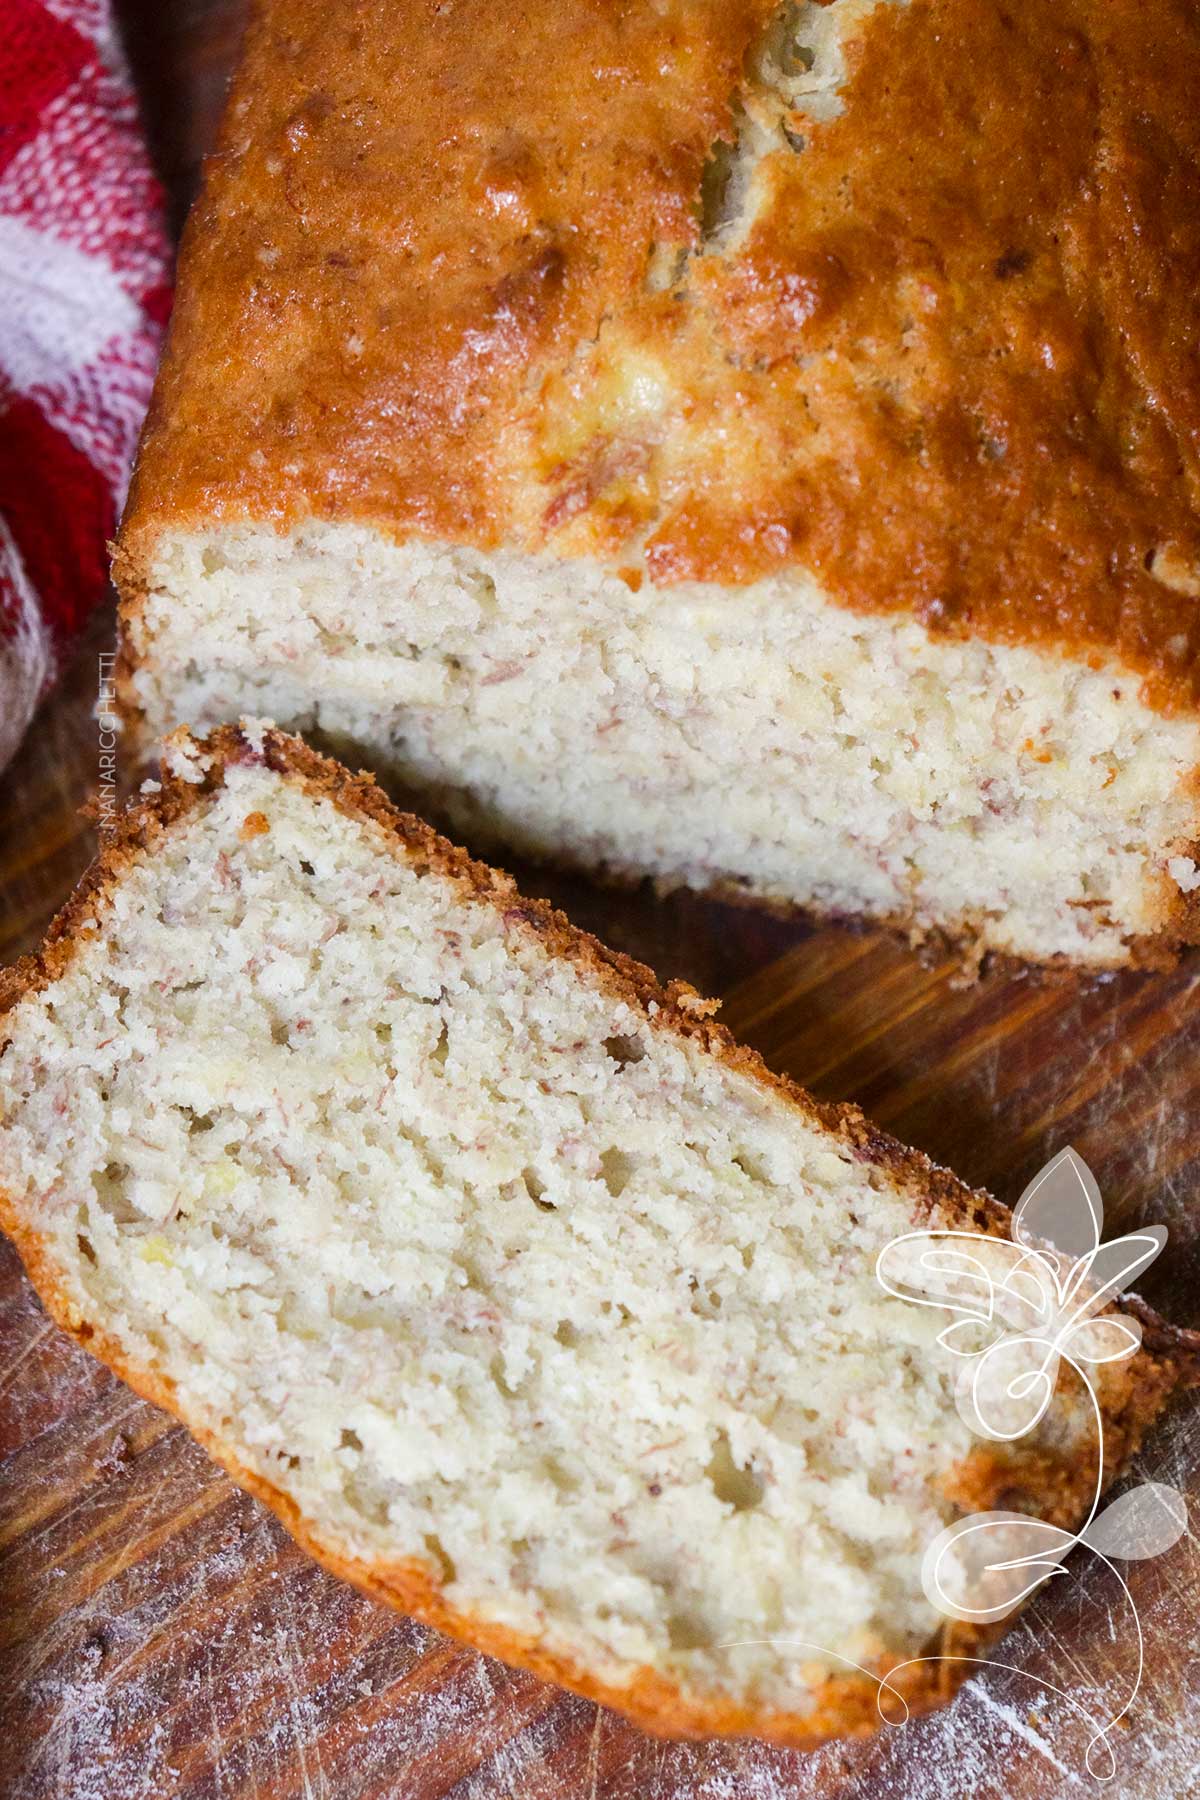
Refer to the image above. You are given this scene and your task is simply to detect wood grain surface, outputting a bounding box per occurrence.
[2,6,1199,1796]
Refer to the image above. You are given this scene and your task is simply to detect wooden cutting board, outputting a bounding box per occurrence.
[3,7,1200,1795]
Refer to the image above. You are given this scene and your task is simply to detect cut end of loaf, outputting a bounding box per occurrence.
[119,527,1200,971]
[0,726,1185,1743]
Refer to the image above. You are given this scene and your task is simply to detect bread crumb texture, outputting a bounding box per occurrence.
[130,529,1200,966]
[1,735,1173,1736]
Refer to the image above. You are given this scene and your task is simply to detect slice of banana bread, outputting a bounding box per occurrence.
[0,725,1188,1743]
[113,0,1200,967]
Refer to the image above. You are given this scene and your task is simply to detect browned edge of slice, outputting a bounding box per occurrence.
[1,723,1195,1746]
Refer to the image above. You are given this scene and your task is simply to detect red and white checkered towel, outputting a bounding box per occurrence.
[0,0,170,772]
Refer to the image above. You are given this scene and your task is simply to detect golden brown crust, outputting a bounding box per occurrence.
[118,0,1200,709]
[1,723,1196,1746]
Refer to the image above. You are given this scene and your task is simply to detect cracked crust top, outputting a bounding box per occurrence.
[118,0,1200,709]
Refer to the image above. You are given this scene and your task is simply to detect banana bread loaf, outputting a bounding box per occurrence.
[0,725,1188,1742]
[114,0,1200,966]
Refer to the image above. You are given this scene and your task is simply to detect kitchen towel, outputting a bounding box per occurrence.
[0,0,169,771]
